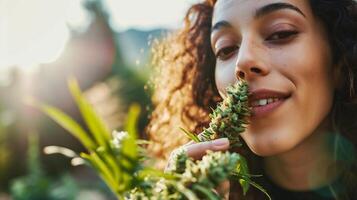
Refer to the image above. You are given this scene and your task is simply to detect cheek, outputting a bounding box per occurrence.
[241,38,336,156]
[215,62,237,97]
[293,54,334,93]
[290,36,335,117]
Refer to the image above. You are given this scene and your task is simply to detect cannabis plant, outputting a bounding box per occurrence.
[181,81,250,148]
[30,78,269,200]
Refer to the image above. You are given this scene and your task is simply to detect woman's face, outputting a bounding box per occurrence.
[211,0,338,156]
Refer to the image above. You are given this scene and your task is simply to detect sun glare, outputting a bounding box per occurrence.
[0,0,196,70]
[0,0,88,70]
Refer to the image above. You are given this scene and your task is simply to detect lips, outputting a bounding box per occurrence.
[248,89,291,118]
[248,89,291,107]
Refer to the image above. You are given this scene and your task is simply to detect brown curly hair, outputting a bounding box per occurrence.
[146,0,357,199]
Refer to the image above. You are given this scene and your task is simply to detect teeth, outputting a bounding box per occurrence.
[252,98,281,107]
[259,99,267,105]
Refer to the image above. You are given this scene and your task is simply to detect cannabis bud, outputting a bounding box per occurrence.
[198,81,250,147]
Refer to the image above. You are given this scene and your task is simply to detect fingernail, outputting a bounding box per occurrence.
[212,138,229,148]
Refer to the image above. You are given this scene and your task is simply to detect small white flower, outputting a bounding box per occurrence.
[111,130,129,148]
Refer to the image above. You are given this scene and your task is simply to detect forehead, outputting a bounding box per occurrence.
[212,0,310,25]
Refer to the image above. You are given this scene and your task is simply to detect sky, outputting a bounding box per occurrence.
[105,0,198,31]
[0,0,198,69]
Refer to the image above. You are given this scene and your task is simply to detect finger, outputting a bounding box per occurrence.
[186,138,229,160]
[183,140,195,146]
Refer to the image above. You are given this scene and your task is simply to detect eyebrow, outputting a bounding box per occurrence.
[211,20,232,33]
[211,2,305,33]
[255,2,306,19]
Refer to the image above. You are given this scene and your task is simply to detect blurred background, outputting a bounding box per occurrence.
[0,0,196,199]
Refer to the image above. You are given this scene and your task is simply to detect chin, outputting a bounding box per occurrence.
[249,145,282,157]
[243,136,297,157]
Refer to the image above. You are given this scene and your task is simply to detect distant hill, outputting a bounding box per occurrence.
[116,28,169,68]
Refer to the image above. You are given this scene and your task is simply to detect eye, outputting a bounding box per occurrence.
[266,30,298,42]
[215,46,239,61]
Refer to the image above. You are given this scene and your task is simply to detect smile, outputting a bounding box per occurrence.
[251,98,282,107]
[248,88,291,118]
[251,97,289,118]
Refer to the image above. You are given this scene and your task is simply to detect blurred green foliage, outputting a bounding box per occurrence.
[34,78,143,199]
[1,0,157,194]
[0,113,10,183]
[10,133,78,200]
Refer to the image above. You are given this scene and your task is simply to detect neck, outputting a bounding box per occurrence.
[263,117,341,191]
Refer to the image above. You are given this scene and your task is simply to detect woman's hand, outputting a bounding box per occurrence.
[166,138,230,170]
[184,138,230,159]
[166,138,231,199]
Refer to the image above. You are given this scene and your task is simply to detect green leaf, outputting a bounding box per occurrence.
[29,100,96,151]
[68,77,111,148]
[81,152,121,194]
[235,156,250,195]
[169,181,199,200]
[180,127,200,143]
[96,149,121,185]
[246,180,271,200]
[192,184,220,200]
[122,103,141,160]
[231,173,271,200]
[124,103,140,140]
[137,167,177,180]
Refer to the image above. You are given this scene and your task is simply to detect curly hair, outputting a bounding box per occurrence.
[146,0,357,199]
[146,0,218,168]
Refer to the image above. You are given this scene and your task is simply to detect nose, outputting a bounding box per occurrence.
[235,39,269,80]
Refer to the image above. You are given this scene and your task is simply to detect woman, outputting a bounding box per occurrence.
[146,0,357,199]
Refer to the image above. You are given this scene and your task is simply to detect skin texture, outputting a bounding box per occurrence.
[183,0,341,192]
